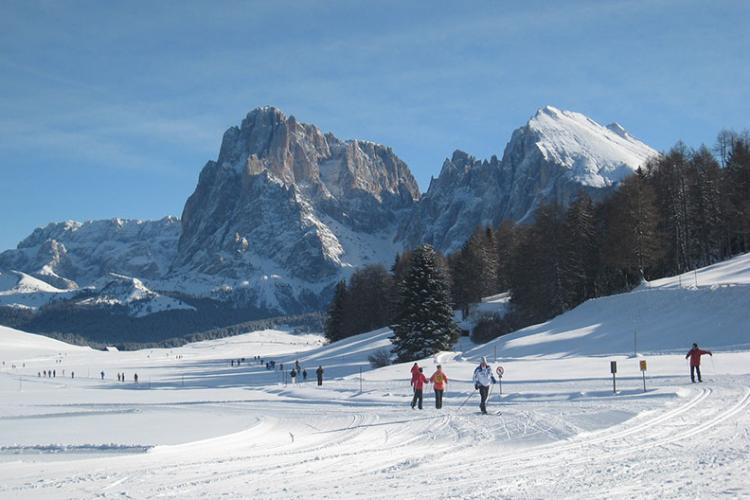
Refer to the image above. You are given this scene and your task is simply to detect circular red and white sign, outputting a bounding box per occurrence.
[496,366,504,377]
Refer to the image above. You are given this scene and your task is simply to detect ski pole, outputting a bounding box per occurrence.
[458,389,477,409]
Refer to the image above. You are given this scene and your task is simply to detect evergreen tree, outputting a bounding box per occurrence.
[602,167,662,286]
[324,281,348,342]
[562,191,599,304]
[345,264,394,336]
[724,136,750,253]
[391,245,459,362]
[494,220,516,291]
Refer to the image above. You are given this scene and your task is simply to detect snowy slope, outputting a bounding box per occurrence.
[79,274,195,317]
[467,253,750,360]
[0,276,749,500]
[0,270,77,309]
[0,324,91,356]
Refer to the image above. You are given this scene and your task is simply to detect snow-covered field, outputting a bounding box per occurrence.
[1,255,749,498]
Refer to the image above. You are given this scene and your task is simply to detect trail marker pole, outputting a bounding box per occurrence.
[494,345,497,363]
[495,366,504,396]
[639,359,647,393]
[610,361,617,394]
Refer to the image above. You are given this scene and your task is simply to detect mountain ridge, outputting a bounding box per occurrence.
[0,105,658,331]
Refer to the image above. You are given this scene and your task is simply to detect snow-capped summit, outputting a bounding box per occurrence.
[398,106,658,253]
[526,105,656,188]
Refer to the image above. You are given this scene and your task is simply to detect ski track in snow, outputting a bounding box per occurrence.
[1,378,747,499]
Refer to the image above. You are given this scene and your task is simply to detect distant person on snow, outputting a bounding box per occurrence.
[100,371,105,380]
[134,373,139,384]
[316,365,324,386]
[472,357,497,414]
[302,369,308,382]
[430,365,449,409]
[686,343,712,383]
[411,368,429,410]
[290,368,297,384]
[410,363,420,393]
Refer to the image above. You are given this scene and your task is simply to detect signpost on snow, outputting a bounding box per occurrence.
[639,359,647,392]
[496,366,504,395]
[610,361,617,394]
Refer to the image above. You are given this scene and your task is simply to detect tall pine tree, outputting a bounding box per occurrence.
[324,281,348,342]
[391,245,459,362]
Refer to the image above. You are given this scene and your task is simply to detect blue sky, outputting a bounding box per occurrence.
[1,0,748,251]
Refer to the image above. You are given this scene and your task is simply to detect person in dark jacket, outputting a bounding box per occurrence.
[316,365,324,386]
[290,368,297,384]
[686,343,712,383]
[302,369,308,382]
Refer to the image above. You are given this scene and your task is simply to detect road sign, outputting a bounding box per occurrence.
[639,359,647,392]
[496,366,504,377]
[610,361,617,374]
[639,360,647,371]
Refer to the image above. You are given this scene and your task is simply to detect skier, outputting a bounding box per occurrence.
[134,373,139,384]
[71,371,74,379]
[117,373,121,382]
[231,359,234,367]
[100,371,105,380]
[410,362,420,393]
[316,365,324,386]
[302,369,308,382]
[411,367,429,410]
[290,368,297,384]
[472,357,497,414]
[430,365,448,409]
[686,343,712,383]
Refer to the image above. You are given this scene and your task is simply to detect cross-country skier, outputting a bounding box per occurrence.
[472,357,497,414]
[302,369,307,382]
[411,367,429,410]
[430,365,448,409]
[290,368,297,384]
[316,365,324,386]
[686,343,712,383]
[410,362,420,393]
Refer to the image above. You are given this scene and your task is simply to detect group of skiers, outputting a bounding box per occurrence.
[410,362,450,410]
[407,345,711,413]
[289,362,325,386]
[410,356,498,413]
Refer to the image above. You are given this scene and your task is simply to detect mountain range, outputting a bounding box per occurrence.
[0,105,657,339]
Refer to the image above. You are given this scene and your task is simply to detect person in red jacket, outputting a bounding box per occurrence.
[430,365,448,409]
[410,363,420,393]
[686,343,712,383]
[411,367,429,410]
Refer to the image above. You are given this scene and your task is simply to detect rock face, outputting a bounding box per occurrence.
[0,105,657,323]
[397,106,657,254]
[173,106,420,311]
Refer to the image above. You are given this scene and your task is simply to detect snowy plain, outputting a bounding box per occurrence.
[1,255,749,498]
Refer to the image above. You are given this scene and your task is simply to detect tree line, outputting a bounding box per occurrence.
[325,130,750,358]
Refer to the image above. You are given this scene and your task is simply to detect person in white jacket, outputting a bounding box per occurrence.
[472,357,497,414]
